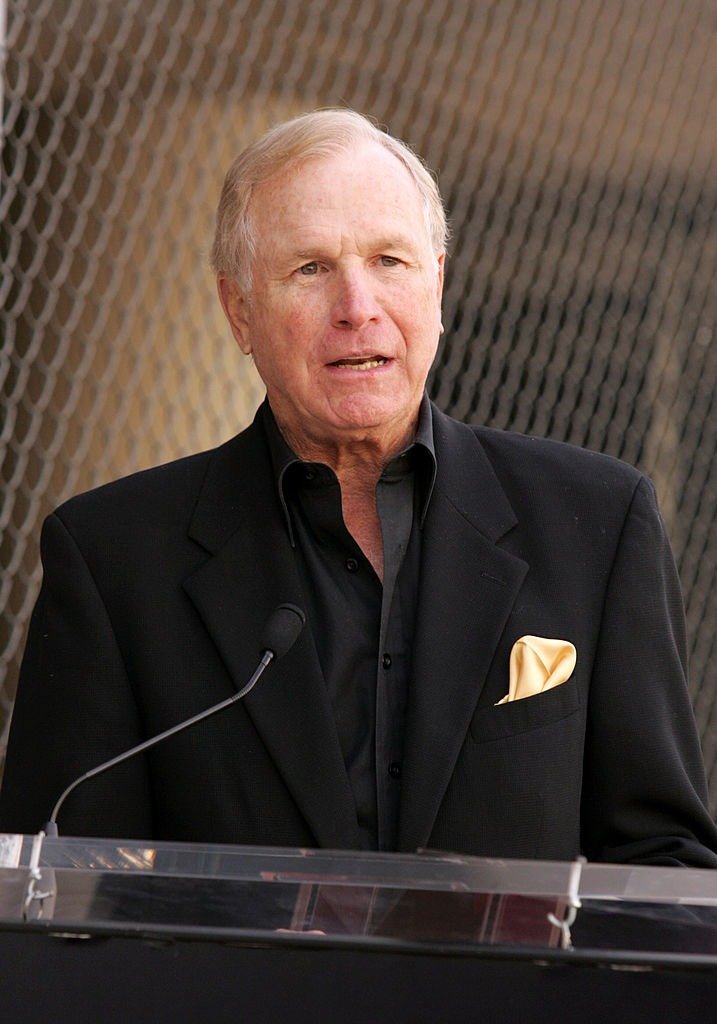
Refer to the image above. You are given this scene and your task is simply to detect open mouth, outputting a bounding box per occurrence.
[330,356,388,370]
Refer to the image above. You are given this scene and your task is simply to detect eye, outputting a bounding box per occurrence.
[379,255,401,267]
[298,261,320,276]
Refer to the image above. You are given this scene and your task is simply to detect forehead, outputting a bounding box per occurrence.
[248,142,429,247]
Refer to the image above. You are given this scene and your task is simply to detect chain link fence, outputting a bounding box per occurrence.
[2,0,717,806]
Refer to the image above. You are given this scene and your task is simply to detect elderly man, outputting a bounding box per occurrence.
[1,110,715,866]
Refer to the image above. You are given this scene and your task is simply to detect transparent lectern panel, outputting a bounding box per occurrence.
[1,834,716,955]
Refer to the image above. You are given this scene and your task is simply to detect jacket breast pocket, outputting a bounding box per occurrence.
[469,678,581,743]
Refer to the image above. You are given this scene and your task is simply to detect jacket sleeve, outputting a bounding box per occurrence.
[0,511,154,838]
[580,475,717,866]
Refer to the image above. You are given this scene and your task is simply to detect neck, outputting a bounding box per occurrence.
[276,418,417,486]
[340,475,385,581]
[276,416,418,583]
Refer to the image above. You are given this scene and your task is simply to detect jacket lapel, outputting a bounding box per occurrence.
[398,409,528,852]
[180,405,527,854]
[182,414,361,849]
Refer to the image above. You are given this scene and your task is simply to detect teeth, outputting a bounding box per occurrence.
[334,357,387,370]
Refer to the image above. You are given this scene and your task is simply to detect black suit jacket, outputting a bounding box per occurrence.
[1,403,715,865]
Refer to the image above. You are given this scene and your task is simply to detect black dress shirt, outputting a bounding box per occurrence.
[263,399,436,850]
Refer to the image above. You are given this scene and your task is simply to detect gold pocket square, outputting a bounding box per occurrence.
[496,635,576,705]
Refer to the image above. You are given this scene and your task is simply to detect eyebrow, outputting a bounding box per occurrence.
[364,234,422,253]
[286,236,421,262]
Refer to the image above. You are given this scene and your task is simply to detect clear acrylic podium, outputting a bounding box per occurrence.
[2,833,717,1021]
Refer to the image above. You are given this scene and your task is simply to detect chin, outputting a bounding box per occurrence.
[334,407,405,433]
[332,391,413,425]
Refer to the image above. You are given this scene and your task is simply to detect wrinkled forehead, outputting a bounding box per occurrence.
[248,142,431,244]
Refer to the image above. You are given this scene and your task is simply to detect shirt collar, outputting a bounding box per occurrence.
[262,395,437,546]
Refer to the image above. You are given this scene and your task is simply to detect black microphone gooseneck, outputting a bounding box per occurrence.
[43,603,306,836]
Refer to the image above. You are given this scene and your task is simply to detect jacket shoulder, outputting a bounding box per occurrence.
[52,421,261,538]
[466,421,645,499]
[55,447,216,529]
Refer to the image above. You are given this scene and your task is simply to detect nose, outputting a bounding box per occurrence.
[331,268,381,330]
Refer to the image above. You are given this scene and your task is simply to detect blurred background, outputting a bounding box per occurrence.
[2,0,716,807]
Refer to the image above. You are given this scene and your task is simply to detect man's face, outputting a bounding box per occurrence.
[219,141,444,459]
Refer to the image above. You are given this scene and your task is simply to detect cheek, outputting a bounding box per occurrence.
[252,311,320,388]
[396,278,442,327]
[403,329,440,384]
[254,302,313,356]
[401,299,441,355]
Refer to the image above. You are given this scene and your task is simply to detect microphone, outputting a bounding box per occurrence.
[43,603,306,837]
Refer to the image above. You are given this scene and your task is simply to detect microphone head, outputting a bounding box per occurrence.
[261,603,306,660]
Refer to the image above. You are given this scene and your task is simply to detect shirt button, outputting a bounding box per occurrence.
[345,557,359,572]
[388,762,402,780]
[382,653,392,669]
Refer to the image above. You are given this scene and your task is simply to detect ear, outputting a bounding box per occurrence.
[217,275,252,354]
[435,251,446,302]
